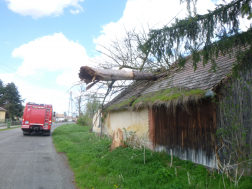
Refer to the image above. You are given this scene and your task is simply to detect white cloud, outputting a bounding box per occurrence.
[12,33,92,86]
[91,0,217,70]
[70,9,80,14]
[5,0,84,19]
[8,33,94,113]
[0,73,69,113]
[94,0,250,51]
[0,73,16,83]
[6,0,251,113]
[93,0,216,52]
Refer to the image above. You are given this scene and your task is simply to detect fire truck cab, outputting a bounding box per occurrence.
[21,102,53,136]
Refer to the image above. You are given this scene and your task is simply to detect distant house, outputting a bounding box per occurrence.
[0,107,6,121]
[65,116,77,121]
[65,116,73,121]
[55,114,65,122]
[93,50,252,168]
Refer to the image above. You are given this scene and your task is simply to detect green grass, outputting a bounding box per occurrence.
[0,127,20,131]
[53,124,252,189]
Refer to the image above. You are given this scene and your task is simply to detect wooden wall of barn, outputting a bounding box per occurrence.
[153,99,217,167]
[152,71,252,167]
[215,70,252,161]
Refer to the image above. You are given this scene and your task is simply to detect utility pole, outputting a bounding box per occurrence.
[68,91,73,123]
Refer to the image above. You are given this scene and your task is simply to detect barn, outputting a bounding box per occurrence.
[93,51,252,168]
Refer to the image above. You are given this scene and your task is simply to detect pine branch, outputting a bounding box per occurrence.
[141,0,252,74]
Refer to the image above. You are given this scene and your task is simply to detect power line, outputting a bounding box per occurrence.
[67,91,74,120]
[0,62,53,89]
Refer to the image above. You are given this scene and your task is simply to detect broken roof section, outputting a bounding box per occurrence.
[104,52,236,111]
[0,107,7,111]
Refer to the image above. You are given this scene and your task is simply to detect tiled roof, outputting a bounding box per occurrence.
[0,107,6,111]
[104,52,236,110]
[65,116,73,119]
[104,80,151,109]
[56,114,65,118]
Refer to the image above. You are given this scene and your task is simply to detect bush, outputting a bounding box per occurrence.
[77,114,92,126]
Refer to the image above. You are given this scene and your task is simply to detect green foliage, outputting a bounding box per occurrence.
[53,124,252,189]
[106,88,206,111]
[132,88,206,107]
[84,97,100,118]
[239,177,252,189]
[216,77,252,170]
[0,80,4,99]
[0,80,24,119]
[210,76,252,185]
[141,0,252,75]
[77,114,92,126]
[106,96,137,111]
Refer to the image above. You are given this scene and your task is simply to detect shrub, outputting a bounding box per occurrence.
[77,114,92,126]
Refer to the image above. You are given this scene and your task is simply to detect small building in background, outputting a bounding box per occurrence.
[65,116,73,121]
[0,107,6,122]
[72,117,78,122]
[55,114,65,122]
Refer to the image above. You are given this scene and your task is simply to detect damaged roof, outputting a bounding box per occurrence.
[0,107,6,111]
[104,52,236,111]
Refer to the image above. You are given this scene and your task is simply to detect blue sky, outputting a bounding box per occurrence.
[0,0,128,114]
[0,0,249,115]
[0,0,127,74]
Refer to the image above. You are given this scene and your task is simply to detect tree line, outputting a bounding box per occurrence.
[0,80,23,120]
[74,84,101,126]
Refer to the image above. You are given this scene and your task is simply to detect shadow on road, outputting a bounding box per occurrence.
[23,132,51,137]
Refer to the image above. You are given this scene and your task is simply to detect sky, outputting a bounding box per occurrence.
[0,0,250,115]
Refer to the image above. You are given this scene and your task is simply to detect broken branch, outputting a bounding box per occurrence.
[79,66,157,85]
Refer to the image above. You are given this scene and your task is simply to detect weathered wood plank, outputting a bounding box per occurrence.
[154,99,216,167]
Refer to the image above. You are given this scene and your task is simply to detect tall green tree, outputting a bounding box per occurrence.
[0,81,24,120]
[84,97,100,118]
[141,0,252,77]
[0,80,4,100]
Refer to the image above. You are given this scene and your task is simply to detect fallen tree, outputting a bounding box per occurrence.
[79,66,157,90]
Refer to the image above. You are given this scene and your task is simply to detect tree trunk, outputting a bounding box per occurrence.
[79,66,157,85]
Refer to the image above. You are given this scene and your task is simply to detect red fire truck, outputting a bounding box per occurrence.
[21,102,53,136]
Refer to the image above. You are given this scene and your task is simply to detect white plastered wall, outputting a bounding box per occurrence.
[103,109,149,136]
[92,108,152,148]
[92,109,101,133]
[0,111,6,120]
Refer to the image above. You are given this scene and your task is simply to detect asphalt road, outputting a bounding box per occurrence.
[0,122,77,189]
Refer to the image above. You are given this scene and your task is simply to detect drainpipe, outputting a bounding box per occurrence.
[205,90,214,98]
[99,106,103,135]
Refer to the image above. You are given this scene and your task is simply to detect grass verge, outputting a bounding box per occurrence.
[53,124,252,189]
[0,127,20,131]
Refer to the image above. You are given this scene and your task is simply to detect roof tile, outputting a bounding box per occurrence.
[105,52,236,109]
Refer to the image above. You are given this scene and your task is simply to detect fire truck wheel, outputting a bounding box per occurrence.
[44,131,50,136]
[23,131,30,135]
